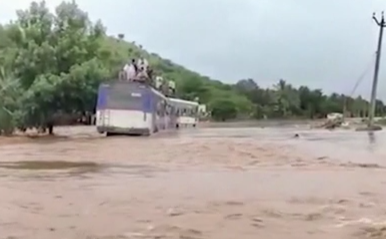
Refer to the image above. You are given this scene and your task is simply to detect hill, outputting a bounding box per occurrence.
[106,36,386,121]
[103,35,254,116]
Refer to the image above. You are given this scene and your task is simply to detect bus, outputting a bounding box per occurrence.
[96,81,176,136]
[168,98,199,128]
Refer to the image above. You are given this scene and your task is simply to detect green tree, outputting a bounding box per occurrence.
[0,67,22,135]
[1,1,111,134]
[210,98,238,121]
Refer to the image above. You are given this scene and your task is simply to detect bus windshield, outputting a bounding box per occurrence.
[101,83,145,110]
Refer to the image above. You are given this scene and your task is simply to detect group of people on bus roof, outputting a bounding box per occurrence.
[120,57,177,97]
[122,58,153,82]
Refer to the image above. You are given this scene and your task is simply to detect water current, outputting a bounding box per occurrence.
[0,125,386,239]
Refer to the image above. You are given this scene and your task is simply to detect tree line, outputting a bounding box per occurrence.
[227,78,385,121]
[0,1,384,135]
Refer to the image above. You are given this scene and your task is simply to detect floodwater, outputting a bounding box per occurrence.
[1,126,386,238]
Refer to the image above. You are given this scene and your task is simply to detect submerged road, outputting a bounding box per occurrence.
[0,125,386,239]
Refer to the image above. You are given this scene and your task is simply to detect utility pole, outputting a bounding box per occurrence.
[369,12,386,128]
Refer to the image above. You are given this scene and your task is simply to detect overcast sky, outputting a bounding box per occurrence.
[2,0,386,98]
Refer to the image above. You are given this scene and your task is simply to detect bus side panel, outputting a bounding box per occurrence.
[171,114,178,129]
[165,114,170,130]
[148,93,156,133]
[153,94,163,132]
[155,112,162,132]
[149,110,156,133]
[143,90,155,134]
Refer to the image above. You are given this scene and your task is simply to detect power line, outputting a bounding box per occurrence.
[349,52,376,97]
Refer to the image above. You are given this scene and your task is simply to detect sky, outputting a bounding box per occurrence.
[1,0,386,98]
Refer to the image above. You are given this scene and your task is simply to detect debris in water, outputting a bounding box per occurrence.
[167,208,183,217]
[0,160,101,170]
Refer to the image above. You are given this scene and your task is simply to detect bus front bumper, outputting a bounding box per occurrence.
[97,126,150,136]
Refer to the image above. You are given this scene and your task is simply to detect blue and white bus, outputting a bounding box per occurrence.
[96,81,176,136]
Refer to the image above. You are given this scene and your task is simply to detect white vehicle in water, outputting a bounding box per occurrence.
[96,81,176,136]
[168,98,199,128]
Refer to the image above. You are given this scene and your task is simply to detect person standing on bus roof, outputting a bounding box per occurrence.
[125,59,137,81]
[131,58,138,73]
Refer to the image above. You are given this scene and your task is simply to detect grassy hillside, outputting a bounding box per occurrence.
[103,36,254,115]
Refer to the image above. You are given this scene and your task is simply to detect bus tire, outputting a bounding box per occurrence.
[193,124,196,128]
[176,123,179,129]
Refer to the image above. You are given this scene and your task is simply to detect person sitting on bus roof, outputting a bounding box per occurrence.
[155,76,163,89]
[136,66,149,83]
[122,63,129,80]
[168,81,176,95]
[139,58,148,69]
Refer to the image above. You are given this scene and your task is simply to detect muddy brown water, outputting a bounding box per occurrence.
[1,126,386,238]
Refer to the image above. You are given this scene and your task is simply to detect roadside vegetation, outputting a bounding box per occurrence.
[0,1,385,135]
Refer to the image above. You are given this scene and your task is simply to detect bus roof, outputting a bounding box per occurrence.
[99,81,168,100]
[168,98,199,106]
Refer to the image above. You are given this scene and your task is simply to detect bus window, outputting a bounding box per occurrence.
[192,107,198,116]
